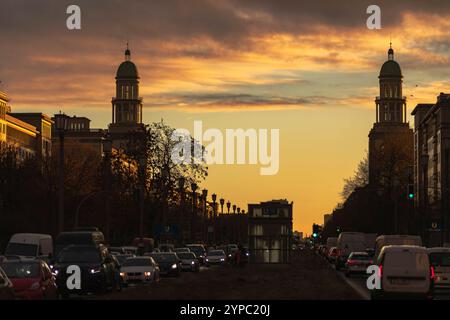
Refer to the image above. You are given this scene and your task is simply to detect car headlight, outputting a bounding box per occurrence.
[90,268,101,274]
[220,258,225,261]
[120,272,125,277]
[171,263,178,269]
[144,271,151,277]
[191,261,195,265]
[29,282,41,290]
[52,269,59,276]
[205,258,209,262]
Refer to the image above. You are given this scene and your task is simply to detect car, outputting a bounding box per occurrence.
[327,247,338,263]
[54,231,105,259]
[428,247,450,292]
[4,234,53,259]
[186,244,207,264]
[121,246,138,255]
[158,244,175,253]
[0,259,57,300]
[115,254,136,266]
[108,247,125,255]
[335,232,365,270]
[205,250,227,266]
[174,248,191,254]
[0,266,15,300]
[147,253,181,277]
[372,245,433,300]
[344,252,373,277]
[177,252,200,272]
[374,235,422,261]
[54,245,119,297]
[120,257,160,285]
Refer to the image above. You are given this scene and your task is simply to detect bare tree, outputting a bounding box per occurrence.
[340,152,369,200]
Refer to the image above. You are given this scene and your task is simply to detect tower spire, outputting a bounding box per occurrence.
[388,41,394,61]
[125,42,131,61]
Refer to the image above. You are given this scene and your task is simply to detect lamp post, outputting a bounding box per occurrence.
[202,189,208,242]
[178,177,185,243]
[212,193,217,244]
[226,201,231,214]
[102,137,113,242]
[191,183,198,242]
[139,156,147,238]
[54,112,68,234]
[232,204,236,214]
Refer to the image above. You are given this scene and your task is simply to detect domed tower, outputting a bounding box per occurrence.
[368,44,413,186]
[109,45,145,148]
[375,44,406,123]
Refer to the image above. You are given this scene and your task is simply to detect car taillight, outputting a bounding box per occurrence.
[430,266,435,280]
[347,259,355,265]
[378,265,383,278]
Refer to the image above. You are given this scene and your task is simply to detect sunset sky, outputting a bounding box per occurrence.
[1,0,450,233]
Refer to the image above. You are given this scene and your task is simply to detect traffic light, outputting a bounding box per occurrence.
[407,184,414,200]
[312,223,321,238]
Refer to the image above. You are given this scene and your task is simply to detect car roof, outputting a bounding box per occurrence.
[427,247,450,253]
[382,245,427,253]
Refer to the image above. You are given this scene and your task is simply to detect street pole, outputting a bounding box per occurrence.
[58,131,64,234]
[139,157,146,238]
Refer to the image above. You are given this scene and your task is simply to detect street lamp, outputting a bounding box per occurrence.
[54,112,69,234]
[202,189,208,242]
[226,201,231,214]
[102,137,112,242]
[220,198,225,215]
[139,156,147,238]
[211,193,217,244]
[191,183,198,241]
[178,177,185,242]
[232,204,237,214]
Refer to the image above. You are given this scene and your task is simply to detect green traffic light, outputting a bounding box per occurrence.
[313,233,318,238]
[408,193,414,199]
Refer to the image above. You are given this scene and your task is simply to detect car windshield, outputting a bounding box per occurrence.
[208,250,225,256]
[350,255,371,260]
[122,258,152,267]
[175,248,189,253]
[178,253,196,259]
[187,246,205,255]
[5,243,38,257]
[430,253,450,267]
[150,254,178,262]
[116,255,133,264]
[58,247,101,263]
[1,262,40,279]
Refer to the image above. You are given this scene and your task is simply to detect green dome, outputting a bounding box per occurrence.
[379,60,402,77]
[116,60,139,79]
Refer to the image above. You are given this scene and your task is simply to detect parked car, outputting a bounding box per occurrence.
[147,253,181,277]
[372,245,433,300]
[108,247,125,255]
[177,252,200,272]
[5,234,53,259]
[428,247,450,292]
[327,247,338,263]
[0,266,15,300]
[205,250,227,266]
[120,257,160,285]
[186,244,207,264]
[374,235,422,261]
[54,245,119,297]
[174,248,191,254]
[0,259,57,300]
[54,231,105,259]
[345,252,373,277]
[335,232,365,270]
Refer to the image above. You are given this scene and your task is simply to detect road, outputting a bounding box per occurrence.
[84,248,361,300]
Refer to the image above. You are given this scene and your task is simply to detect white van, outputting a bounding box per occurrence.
[5,233,53,258]
[374,235,422,260]
[428,247,450,291]
[373,245,432,299]
[335,232,365,269]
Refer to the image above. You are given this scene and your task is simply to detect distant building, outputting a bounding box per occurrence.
[0,90,53,161]
[411,93,450,246]
[247,199,293,264]
[368,45,414,186]
[51,114,105,157]
[324,214,332,226]
[109,46,145,150]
